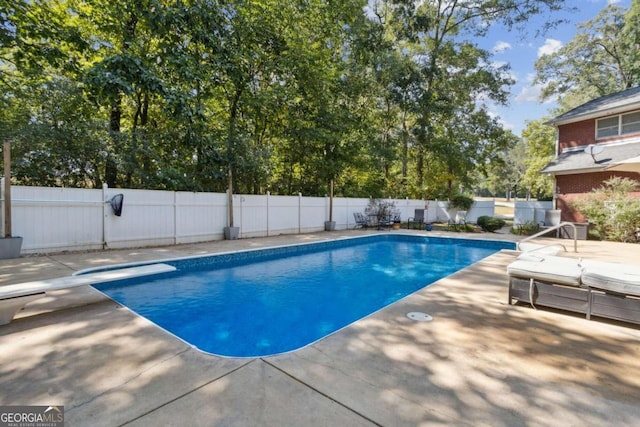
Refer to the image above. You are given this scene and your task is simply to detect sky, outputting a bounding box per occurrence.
[480,0,632,137]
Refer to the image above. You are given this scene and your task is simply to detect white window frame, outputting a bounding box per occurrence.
[596,110,640,139]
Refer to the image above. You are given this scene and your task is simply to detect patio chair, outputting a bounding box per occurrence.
[353,212,368,229]
[377,212,399,230]
[448,210,467,231]
[407,209,425,229]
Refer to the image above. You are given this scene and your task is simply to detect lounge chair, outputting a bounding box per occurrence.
[507,254,640,325]
[407,209,425,229]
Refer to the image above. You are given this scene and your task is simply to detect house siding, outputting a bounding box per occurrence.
[558,112,640,154]
[558,119,595,153]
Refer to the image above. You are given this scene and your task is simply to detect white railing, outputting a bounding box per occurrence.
[0,182,494,254]
[517,222,578,253]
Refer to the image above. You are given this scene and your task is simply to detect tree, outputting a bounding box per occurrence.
[535,3,640,107]
[1,0,568,202]
[368,0,563,199]
[484,138,528,200]
[521,119,555,200]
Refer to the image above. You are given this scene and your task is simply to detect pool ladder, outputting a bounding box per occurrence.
[517,222,578,253]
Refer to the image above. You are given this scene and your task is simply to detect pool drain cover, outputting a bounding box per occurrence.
[407,312,433,322]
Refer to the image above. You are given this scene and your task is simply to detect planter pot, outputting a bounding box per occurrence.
[0,236,22,259]
[392,222,401,230]
[324,221,336,231]
[223,226,239,240]
[425,224,433,231]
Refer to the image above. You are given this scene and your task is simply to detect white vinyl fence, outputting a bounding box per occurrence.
[513,200,554,226]
[0,182,494,254]
[424,200,494,224]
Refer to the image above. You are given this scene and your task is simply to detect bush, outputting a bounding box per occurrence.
[365,199,397,219]
[449,194,474,211]
[477,215,506,232]
[572,177,640,242]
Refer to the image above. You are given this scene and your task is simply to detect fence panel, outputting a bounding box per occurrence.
[105,188,175,249]
[467,200,494,223]
[268,195,300,235]
[514,201,553,226]
[300,197,326,232]
[7,186,103,253]
[175,191,227,244]
[238,195,268,238]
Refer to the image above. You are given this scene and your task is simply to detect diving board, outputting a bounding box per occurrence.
[0,263,176,325]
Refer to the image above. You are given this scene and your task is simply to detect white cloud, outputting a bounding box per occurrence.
[537,39,562,58]
[514,80,559,105]
[492,41,512,54]
[515,84,543,103]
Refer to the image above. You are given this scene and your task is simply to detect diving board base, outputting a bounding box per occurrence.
[0,293,46,325]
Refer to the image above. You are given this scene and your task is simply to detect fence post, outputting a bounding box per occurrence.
[298,192,302,234]
[173,191,177,245]
[266,191,270,237]
[102,183,108,249]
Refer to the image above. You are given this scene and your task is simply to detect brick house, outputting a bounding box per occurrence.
[543,86,640,222]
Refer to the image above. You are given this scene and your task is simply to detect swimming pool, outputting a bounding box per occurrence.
[92,235,514,357]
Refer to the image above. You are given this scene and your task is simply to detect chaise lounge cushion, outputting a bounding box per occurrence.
[580,260,640,297]
[507,255,583,287]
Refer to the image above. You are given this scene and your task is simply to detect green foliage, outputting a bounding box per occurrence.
[1,0,567,197]
[511,220,540,236]
[477,216,506,232]
[572,177,640,242]
[535,4,640,105]
[449,194,474,211]
[521,119,555,199]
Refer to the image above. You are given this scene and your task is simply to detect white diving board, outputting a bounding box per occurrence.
[0,263,176,325]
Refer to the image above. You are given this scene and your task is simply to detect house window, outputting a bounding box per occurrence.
[596,110,640,139]
[596,116,619,138]
[622,111,640,134]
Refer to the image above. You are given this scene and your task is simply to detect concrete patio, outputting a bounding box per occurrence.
[1,230,640,426]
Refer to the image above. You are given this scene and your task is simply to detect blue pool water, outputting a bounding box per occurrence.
[93,235,514,357]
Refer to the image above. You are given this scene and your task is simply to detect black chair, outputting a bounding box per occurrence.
[407,209,425,229]
[353,212,368,229]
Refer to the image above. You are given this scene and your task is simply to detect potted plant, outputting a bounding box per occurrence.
[392,216,401,230]
[0,141,22,259]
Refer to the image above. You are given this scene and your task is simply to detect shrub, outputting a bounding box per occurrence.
[449,194,474,211]
[510,220,539,235]
[365,199,397,219]
[477,215,506,232]
[572,177,640,242]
